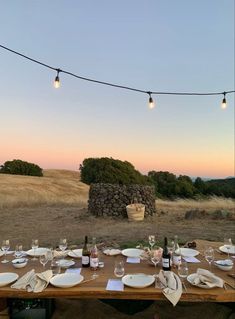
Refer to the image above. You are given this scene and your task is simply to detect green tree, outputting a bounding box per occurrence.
[79,157,150,185]
[0,159,43,177]
[194,177,207,194]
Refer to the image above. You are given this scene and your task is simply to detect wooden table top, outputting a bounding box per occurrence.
[0,240,234,302]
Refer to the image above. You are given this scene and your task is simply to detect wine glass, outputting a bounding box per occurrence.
[204,247,214,270]
[178,261,188,291]
[224,238,233,258]
[59,238,67,260]
[114,261,125,278]
[31,239,39,261]
[148,235,156,250]
[1,240,10,263]
[40,252,49,269]
[91,259,99,279]
[14,244,23,258]
[151,249,161,271]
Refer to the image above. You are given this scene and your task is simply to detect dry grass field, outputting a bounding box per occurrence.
[0,170,234,248]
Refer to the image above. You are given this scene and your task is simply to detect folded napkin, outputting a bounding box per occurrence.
[53,250,68,258]
[103,249,121,256]
[11,269,53,293]
[192,268,224,288]
[157,270,182,306]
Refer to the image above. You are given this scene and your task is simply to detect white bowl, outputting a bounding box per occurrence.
[12,258,28,269]
[214,259,233,271]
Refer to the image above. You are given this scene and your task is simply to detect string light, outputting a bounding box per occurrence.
[54,69,61,88]
[0,44,234,110]
[147,92,155,109]
[221,92,227,109]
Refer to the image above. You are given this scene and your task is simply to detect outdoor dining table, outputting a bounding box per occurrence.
[0,239,234,307]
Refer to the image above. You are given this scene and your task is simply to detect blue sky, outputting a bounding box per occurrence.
[0,1,234,178]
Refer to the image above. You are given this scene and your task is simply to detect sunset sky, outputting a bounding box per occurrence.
[0,1,234,179]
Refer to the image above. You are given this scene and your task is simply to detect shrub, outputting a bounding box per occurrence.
[79,157,150,185]
[0,159,43,177]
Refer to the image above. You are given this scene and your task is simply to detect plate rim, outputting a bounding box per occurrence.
[122,273,155,288]
[0,272,19,286]
[219,245,235,254]
[180,248,199,257]
[26,247,50,257]
[67,249,82,258]
[121,248,144,258]
[49,273,84,288]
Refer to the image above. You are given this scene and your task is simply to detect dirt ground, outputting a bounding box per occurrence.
[1,205,234,249]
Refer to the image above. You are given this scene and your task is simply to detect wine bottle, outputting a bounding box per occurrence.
[162,237,171,271]
[82,236,90,267]
[90,237,99,270]
[172,235,181,268]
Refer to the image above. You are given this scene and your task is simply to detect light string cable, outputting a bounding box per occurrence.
[0,44,234,108]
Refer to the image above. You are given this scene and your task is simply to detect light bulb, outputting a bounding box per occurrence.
[148,93,155,109]
[54,70,61,88]
[221,93,227,109]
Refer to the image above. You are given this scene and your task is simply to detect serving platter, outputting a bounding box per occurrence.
[26,248,49,257]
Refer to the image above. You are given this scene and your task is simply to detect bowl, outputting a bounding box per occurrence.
[214,259,233,271]
[12,258,28,269]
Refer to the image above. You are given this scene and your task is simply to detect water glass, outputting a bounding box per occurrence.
[51,259,61,276]
[40,253,49,268]
[114,260,125,278]
[224,238,233,258]
[1,240,10,263]
[178,261,188,291]
[59,238,67,260]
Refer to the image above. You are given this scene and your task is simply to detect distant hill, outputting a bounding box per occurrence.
[0,169,89,208]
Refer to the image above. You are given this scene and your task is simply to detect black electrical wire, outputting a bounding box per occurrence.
[0,44,234,97]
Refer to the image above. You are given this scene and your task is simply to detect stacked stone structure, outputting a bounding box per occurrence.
[88,183,156,218]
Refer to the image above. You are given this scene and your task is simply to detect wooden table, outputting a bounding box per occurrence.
[0,240,234,303]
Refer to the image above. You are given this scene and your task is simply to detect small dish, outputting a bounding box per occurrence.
[12,258,28,269]
[57,259,75,269]
[214,259,233,271]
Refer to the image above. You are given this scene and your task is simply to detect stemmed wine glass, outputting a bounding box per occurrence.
[31,239,39,261]
[59,238,67,261]
[1,240,10,263]
[148,235,156,250]
[40,252,49,269]
[224,238,233,259]
[151,248,161,271]
[204,247,214,271]
[178,261,188,292]
[14,244,23,259]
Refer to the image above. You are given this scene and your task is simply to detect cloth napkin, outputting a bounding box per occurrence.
[157,270,182,306]
[53,250,68,258]
[103,249,121,256]
[192,268,224,288]
[11,269,53,293]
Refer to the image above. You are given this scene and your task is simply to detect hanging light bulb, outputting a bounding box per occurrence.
[221,92,227,109]
[54,69,61,88]
[148,92,155,109]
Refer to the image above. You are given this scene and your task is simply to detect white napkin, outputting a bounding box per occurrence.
[192,268,224,288]
[53,250,68,258]
[11,269,53,293]
[157,270,182,306]
[103,249,121,256]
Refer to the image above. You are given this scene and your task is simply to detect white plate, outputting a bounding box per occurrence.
[0,251,5,257]
[0,273,19,287]
[219,245,235,255]
[57,259,75,268]
[50,273,84,288]
[103,249,121,256]
[26,248,49,257]
[187,273,212,289]
[121,248,144,258]
[180,248,199,257]
[67,249,82,258]
[122,273,155,288]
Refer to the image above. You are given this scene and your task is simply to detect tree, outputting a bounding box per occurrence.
[194,177,207,194]
[0,159,43,177]
[79,157,150,185]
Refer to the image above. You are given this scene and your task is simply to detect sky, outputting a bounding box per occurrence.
[0,1,234,179]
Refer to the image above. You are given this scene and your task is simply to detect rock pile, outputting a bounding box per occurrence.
[88,183,156,218]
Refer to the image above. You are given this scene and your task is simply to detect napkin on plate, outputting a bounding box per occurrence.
[103,249,121,256]
[192,268,224,288]
[11,269,53,293]
[157,270,182,306]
